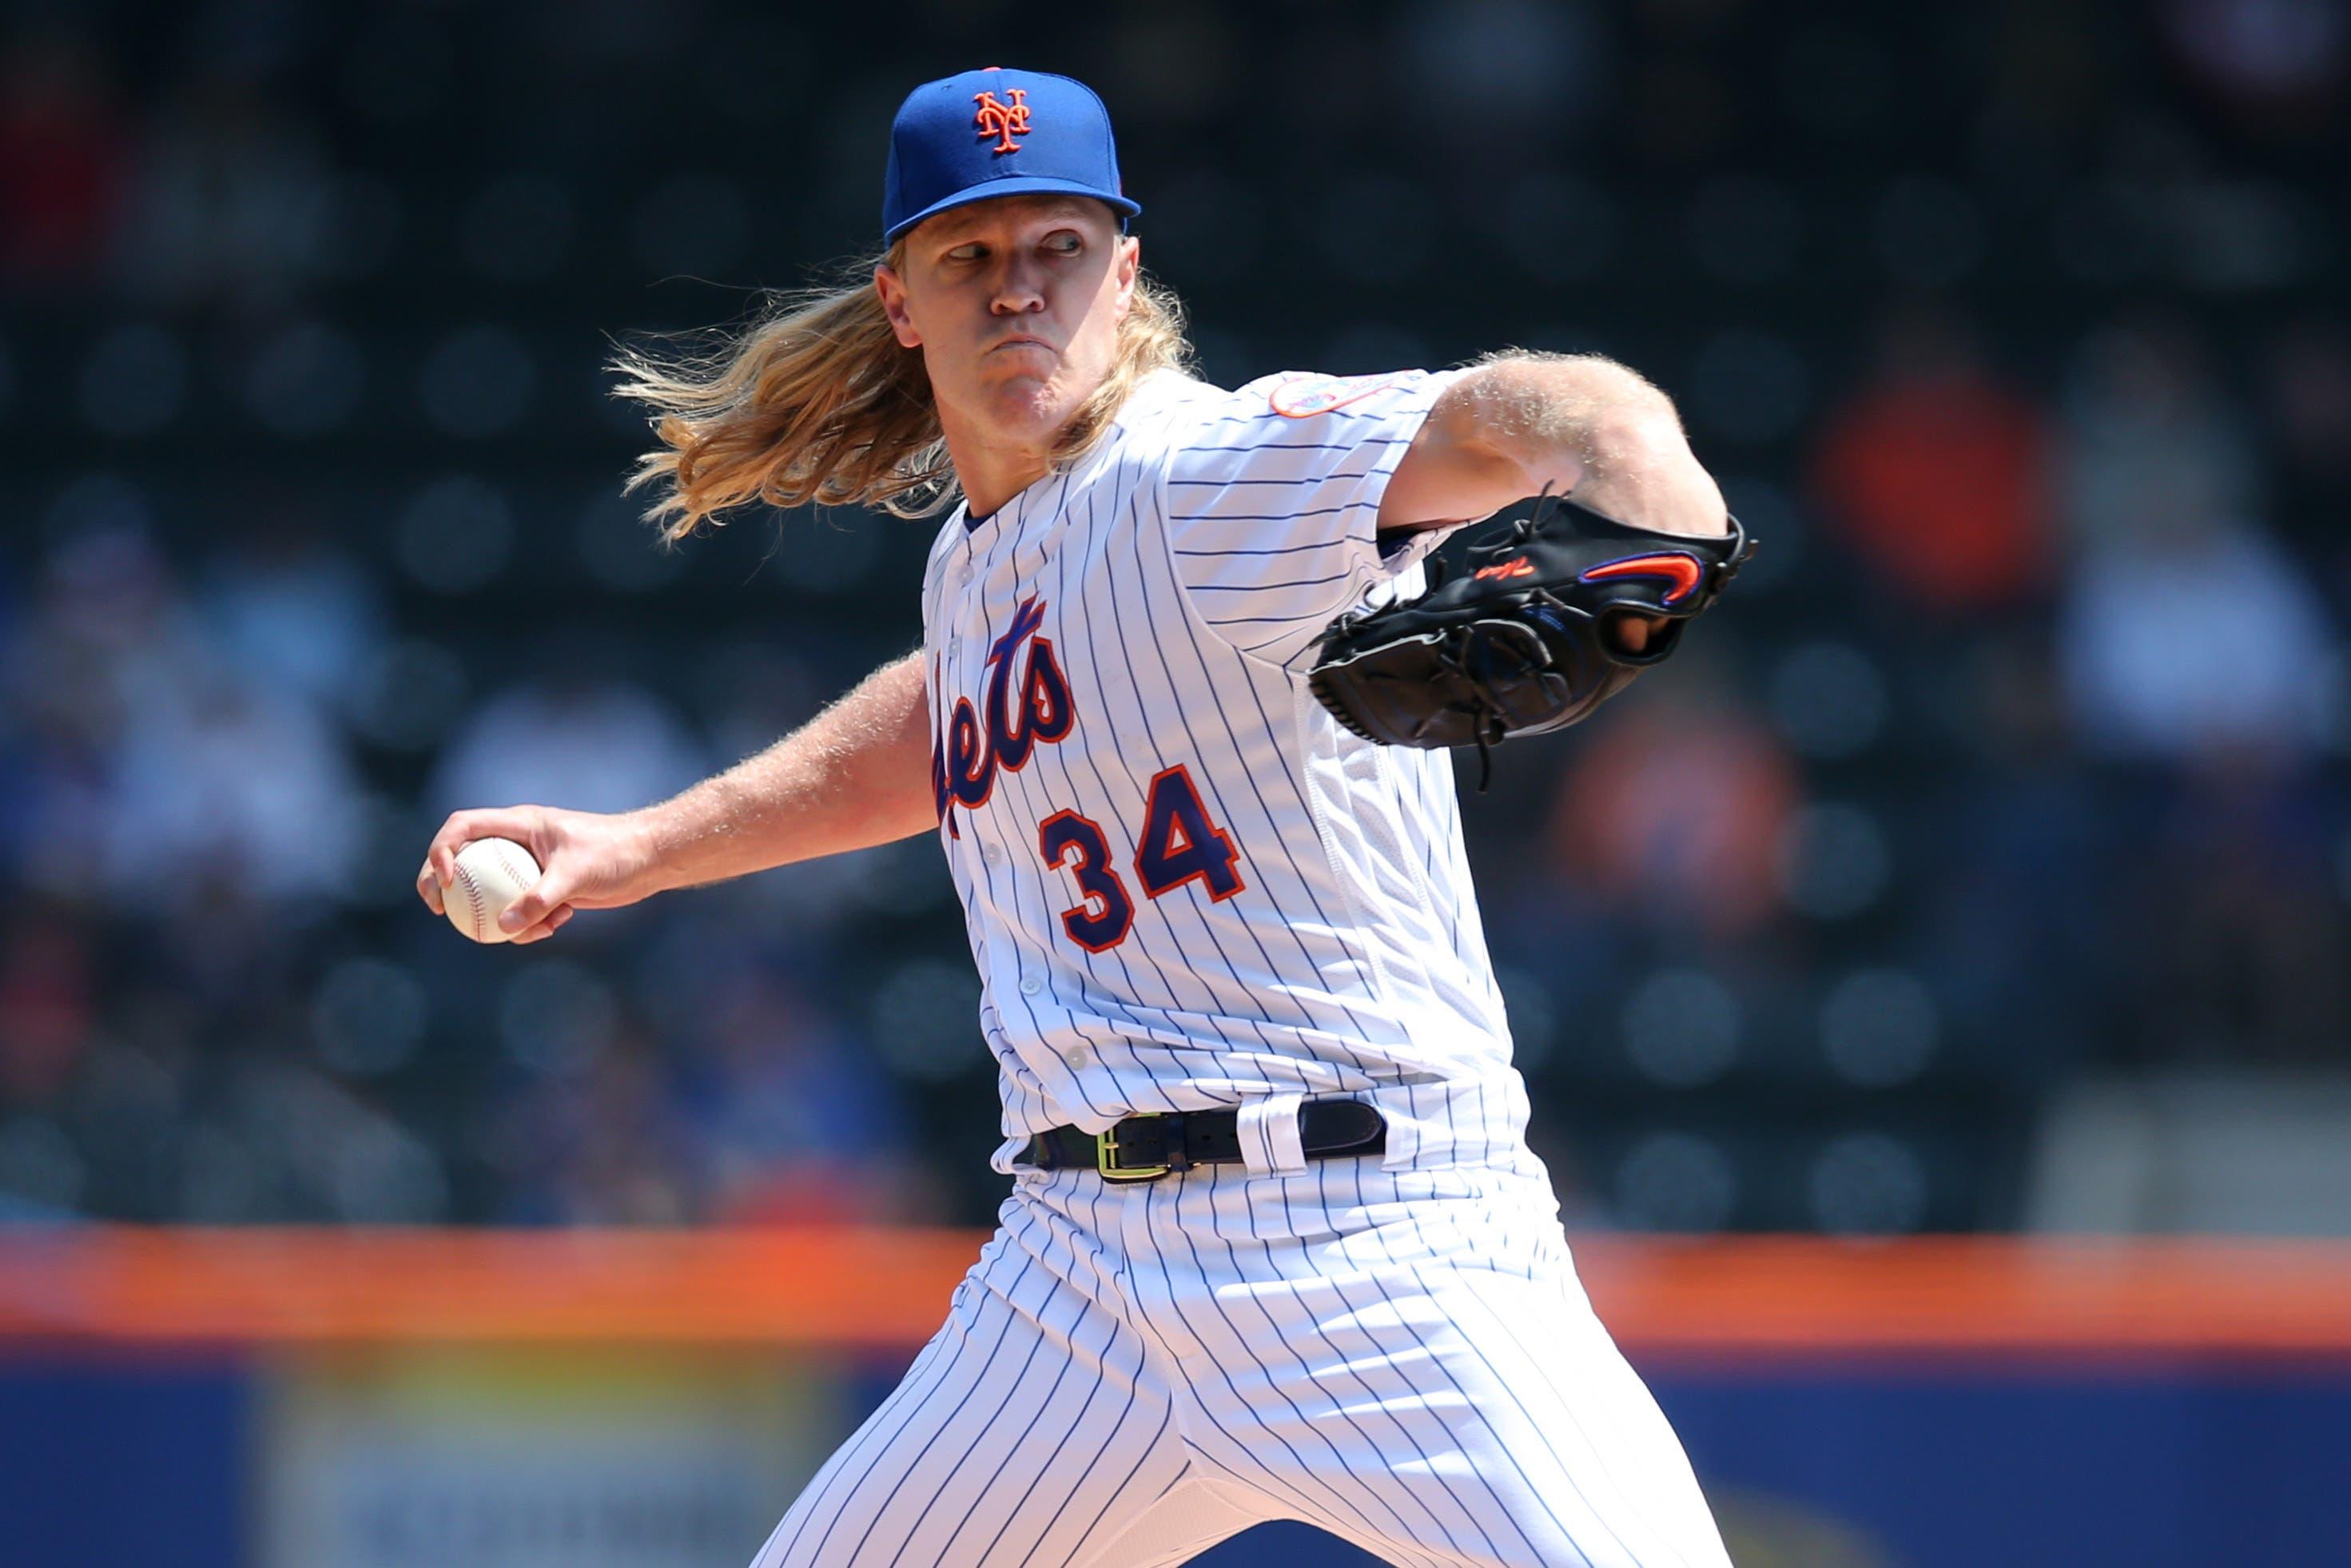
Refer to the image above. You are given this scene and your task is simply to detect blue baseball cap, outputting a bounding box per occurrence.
[881,67,1141,245]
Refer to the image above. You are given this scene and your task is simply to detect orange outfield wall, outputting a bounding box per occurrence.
[2,1228,2349,1355]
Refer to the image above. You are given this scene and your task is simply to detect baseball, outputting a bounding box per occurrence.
[444,837,541,944]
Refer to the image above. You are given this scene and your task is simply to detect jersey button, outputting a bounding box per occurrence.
[981,842,1004,866]
[1019,973,1044,997]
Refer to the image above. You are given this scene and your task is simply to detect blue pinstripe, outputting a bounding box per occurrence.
[1176,434,1415,456]
[1168,467,1386,491]
[1187,571,1356,591]
[1169,503,1358,524]
[1172,539,1350,557]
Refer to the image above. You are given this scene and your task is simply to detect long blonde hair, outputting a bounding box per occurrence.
[609,244,1194,543]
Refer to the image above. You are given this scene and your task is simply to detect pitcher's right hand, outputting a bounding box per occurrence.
[417,805,663,945]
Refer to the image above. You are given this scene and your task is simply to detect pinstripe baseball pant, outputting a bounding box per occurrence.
[749,1154,1730,1568]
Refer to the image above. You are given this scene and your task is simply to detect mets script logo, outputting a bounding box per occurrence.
[973,89,1032,154]
[933,595,1073,834]
[1580,552,1704,605]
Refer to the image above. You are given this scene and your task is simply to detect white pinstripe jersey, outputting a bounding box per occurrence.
[919,368,1527,1172]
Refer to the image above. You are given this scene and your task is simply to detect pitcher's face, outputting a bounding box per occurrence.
[876,195,1138,453]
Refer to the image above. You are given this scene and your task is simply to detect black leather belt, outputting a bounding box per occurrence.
[1020,1100,1386,1182]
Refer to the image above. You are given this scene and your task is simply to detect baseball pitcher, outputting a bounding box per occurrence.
[421,66,1748,1568]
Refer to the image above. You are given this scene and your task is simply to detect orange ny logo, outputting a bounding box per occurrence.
[973,89,1032,154]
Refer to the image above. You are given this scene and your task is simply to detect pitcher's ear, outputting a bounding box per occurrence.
[874,264,921,348]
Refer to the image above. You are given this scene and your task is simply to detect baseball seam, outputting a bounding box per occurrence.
[454,862,487,941]
[495,847,535,932]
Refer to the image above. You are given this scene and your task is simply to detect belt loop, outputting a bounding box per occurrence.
[1161,1112,1191,1172]
[1237,1092,1308,1176]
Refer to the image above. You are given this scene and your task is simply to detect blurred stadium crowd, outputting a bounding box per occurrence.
[2,0,2345,1232]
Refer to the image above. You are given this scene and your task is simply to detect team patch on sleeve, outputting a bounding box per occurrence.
[1268,372,1402,418]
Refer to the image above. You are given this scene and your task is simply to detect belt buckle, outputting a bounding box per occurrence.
[1097,1114,1170,1183]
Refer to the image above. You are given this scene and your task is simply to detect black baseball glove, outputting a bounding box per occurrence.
[1306,491,1754,786]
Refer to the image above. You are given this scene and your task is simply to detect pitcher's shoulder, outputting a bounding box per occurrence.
[1112,368,1229,437]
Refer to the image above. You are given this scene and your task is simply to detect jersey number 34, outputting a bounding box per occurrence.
[1036,766,1245,952]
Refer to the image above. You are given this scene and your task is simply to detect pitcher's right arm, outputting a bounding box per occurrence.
[417,651,935,942]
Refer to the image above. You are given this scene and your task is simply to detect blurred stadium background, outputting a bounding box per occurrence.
[2,1,2348,1565]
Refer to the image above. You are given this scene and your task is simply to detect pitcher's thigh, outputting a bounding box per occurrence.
[748,1269,1188,1568]
[1179,1259,1732,1568]
[1390,1268,1732,1568]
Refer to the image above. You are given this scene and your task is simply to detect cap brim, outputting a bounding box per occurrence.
[885,178,1142,245]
